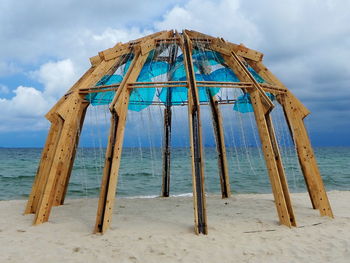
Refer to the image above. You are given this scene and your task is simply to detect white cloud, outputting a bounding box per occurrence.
[0,59,79,131]
[32,59,78,98]
[0,0,349,142]
[0,86,51,131]
[155,0,261,46]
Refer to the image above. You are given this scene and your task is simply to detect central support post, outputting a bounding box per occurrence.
[161,90,172,197]
[207,89,231,198]
[182,33,208,235]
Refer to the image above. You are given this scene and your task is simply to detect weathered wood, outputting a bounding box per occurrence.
[278,93,333,217]
[33,94,87,224]
[24,114,63,214]
[212,42,295,227]
[53,102,89,206]
[207,90,231,198]
[182,32,208,235]
[184,30,264,61]
[249,90,294,227]
[94,51,149,234]
[251,60,333,217]
[161,103,172,197]
[265,114,296,226]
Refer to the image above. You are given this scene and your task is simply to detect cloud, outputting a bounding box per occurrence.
[0,86,51,131]
[0,0,349,145]
[0,59,79,131]
[155,0,261,46]
[31,59,78,98]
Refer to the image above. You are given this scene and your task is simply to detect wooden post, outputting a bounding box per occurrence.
[182,32,208,235]
[207,89,231,198]
[53,103,89,206]
[249,90,294,227]
[24,114,64,214]
[94,50,149,234]
[161,42,178,197]
[161,94,172,197]
[249,60,333,217]
[265,113,296,226]
[278,93,333,217]
[210,41,295,227]
[33,94,88,224]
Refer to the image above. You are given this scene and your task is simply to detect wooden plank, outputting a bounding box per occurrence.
[53,101,89,206]
[182,31,208,235]
[212,40,294,227]
[184,30,264,61]
[89,55,102,66]
[209,41,273,111]
[33,94,86,224]
[248,61,309,117]
[278,93,333,217]
[207,90,231,198]
[24,114,63,214]
[249,90,293,227]
[251,61,332,215]
[94,50,149,234]
[265,114,296,226]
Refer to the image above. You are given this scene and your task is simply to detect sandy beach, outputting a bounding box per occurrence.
[0,191,349,263]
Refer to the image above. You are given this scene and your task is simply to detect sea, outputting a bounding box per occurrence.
[0,147,349,200]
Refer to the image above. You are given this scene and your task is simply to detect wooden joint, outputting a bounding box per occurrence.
[141,39,156,56]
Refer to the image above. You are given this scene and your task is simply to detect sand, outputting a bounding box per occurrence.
[0,191,349,263]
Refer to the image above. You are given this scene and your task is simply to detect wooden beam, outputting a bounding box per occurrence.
[212,42,295,227]
[278,93,333,217]
[184,30,264,61]
[251,61,333,217]
[207,90,231,198]
[182,31,208,235]
[161,100,172,197]
[249,90,294,227]
[24,114,64,214]
[209,40,273,112]
[33,94,87,224]
[53,102,89,206]
[94,50,149,234]
[247,61,309,117]
[265,113,296,226]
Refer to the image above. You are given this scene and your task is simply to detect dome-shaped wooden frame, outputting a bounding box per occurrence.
[24,30,333,235]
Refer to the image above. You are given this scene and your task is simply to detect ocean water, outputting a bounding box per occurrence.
[0,147,349,200]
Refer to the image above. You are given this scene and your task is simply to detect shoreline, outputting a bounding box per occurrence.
[1,191,349,262]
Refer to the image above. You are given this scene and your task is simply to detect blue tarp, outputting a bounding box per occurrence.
[86,49,267,111]
[233,92,275,113]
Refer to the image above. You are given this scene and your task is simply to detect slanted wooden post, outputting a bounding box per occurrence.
[94,50,149,234]
[278,93,333,217]
[33,93,88,224]
[249,90,295,226]
[161,42,178,197]
[212,41,295,226]
[249,61,333,217]
[161,91,172,197]
[53,103,88,206]
[182,32,208,235]
[24,114,64,214]
[207,89,231,198]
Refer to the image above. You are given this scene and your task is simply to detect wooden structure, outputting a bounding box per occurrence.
[25,30,333,235]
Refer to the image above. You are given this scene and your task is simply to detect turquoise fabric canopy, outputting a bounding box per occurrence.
[86,48,267,112]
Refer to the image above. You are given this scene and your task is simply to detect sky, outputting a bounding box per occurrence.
[0,0,349,147]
